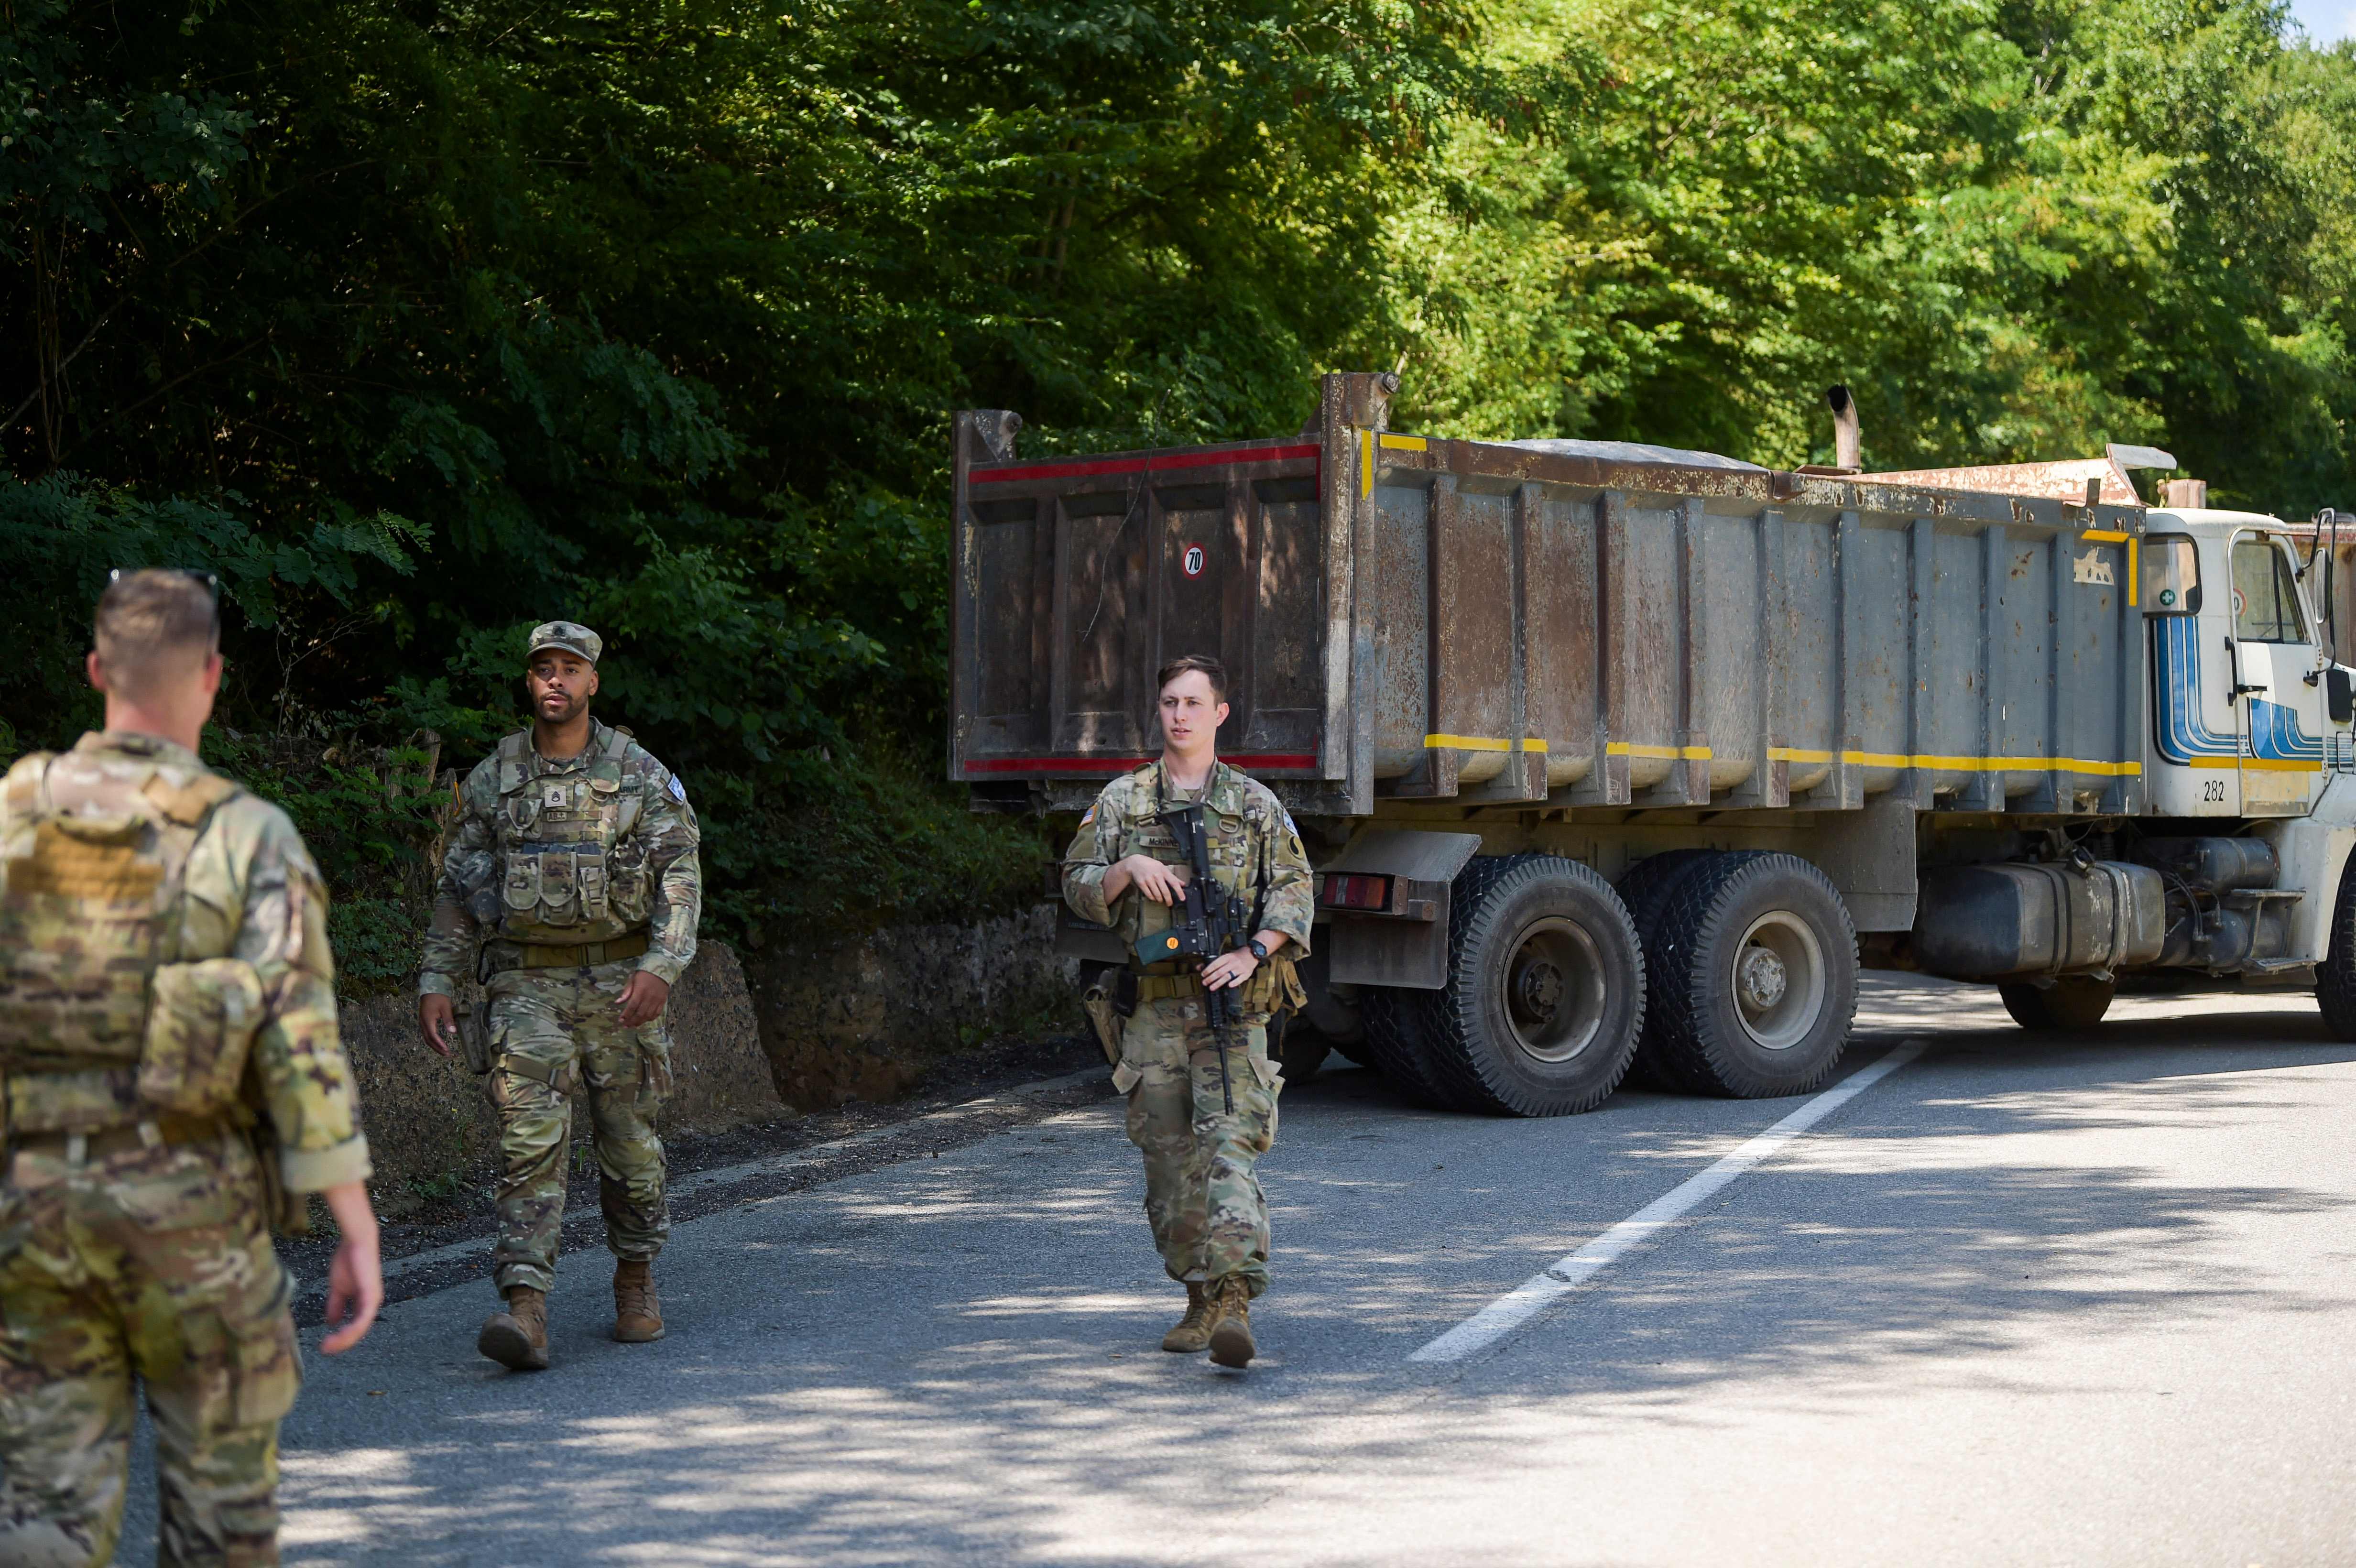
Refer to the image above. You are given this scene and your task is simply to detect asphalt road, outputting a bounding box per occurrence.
[113,974,2356,1564]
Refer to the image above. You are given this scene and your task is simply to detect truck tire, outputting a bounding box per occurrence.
[1271,1016,1331,1083]
[1614,849,1721,1091]
[1998,977,2115,1031]
[1357,987,1455,1107]
[1650,852,1858,1098]
[1416,855,1647,1117]
[2320,852,2356,1040]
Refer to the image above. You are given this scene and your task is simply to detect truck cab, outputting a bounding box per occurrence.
[2140,509,2354,819]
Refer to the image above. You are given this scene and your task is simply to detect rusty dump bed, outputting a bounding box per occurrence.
[950,374,2148,822]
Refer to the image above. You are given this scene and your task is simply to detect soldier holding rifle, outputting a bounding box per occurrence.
[1061,654,1313,1368]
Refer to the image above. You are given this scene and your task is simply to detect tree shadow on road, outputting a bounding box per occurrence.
[268,1006,2356,1567]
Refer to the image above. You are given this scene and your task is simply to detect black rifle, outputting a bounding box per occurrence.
[1130,801,1253,1113]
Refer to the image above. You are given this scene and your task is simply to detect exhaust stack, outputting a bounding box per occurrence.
[1828,385,1861,470]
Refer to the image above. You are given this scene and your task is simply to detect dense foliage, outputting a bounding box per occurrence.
[6,0,2356,974]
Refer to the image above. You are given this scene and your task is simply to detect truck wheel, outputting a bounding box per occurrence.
[1651,852,1857,1098]
[1998,977,2115,1031]
[1418,855,1647,1116]
[2320,852,2356,1040]
[1271,1017,1331,1082]
[1357,987,1455,1107]
[1614,849,1721,1091]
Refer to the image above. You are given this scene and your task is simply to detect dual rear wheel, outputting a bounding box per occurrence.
[1357,849,1859,1115]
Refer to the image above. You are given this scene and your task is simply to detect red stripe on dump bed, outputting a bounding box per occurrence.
[971,444,1320,486]
[966,752,1319,775]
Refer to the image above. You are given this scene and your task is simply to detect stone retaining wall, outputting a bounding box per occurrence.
[743,905,1081,1107]
[339,913,1083,1213]
[339,944,789,1214]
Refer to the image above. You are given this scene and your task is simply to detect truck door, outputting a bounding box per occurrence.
[2228,530,2326,815]
[2144,530,2240,815]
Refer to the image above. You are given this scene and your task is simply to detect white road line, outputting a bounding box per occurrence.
[1408,1040,1927,1365]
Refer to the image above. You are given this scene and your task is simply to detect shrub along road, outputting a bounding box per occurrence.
[114,976,2356,1563]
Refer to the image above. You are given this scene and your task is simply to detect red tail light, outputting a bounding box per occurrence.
[1320,873,1393,912]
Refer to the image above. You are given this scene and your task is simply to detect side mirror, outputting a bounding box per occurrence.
[2328,667,2354,725]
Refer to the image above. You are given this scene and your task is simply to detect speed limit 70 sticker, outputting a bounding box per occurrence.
[1181,543,1207,578]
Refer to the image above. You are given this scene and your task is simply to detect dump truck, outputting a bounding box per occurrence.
[949,372,2356,1115]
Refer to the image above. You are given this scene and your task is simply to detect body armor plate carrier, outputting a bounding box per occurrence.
[492,725,653,939]
[0,751,264,1134]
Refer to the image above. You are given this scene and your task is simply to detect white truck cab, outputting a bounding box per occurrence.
[2141,509,2354,817]
[2138,508,2356,976]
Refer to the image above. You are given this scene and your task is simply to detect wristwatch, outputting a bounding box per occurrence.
[1246,938,1270,961]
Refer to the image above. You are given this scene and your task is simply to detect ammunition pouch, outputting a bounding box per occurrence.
[1249,952,1307,1020]
[4,1066,142,1136]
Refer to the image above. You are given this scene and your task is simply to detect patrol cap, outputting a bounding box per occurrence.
[525,621,602,666]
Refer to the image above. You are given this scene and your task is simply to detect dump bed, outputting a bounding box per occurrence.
[951,373,2149,821]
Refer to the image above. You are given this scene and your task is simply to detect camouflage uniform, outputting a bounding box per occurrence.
[419,700,699,1296]
[1062,760,1313,1297]
[0,731,371,1567]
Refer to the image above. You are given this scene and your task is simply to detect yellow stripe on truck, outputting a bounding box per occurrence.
[1425,735,1548,753]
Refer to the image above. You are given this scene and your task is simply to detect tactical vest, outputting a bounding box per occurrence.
[1109,767,1248,957]
[1089,762,1307,1019]
[491,726,654,939]
[0,750,265,1134]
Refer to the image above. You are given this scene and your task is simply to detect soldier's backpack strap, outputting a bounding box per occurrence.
[588,721,634,835]
[138,771,244,966]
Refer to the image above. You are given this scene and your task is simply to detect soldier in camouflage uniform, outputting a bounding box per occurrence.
[0,569,381,1567]
[1062,654,1313,1369]
[417,621,700,1372]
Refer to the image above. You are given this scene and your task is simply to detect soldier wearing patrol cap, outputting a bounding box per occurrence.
[416,621,701,1371]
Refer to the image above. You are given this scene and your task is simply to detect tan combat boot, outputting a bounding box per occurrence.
[613,1259,665,1342]
[1161,1281,1215,1353]
[1207,1276,1256,1369]
[478,1285,550,1371]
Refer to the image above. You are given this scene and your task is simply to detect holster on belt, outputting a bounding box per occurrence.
[1077,962,1139,1067]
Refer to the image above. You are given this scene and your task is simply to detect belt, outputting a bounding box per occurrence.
[13,1113,234,1165]
[1135,973,1204,1001]
[491,933,652,971]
